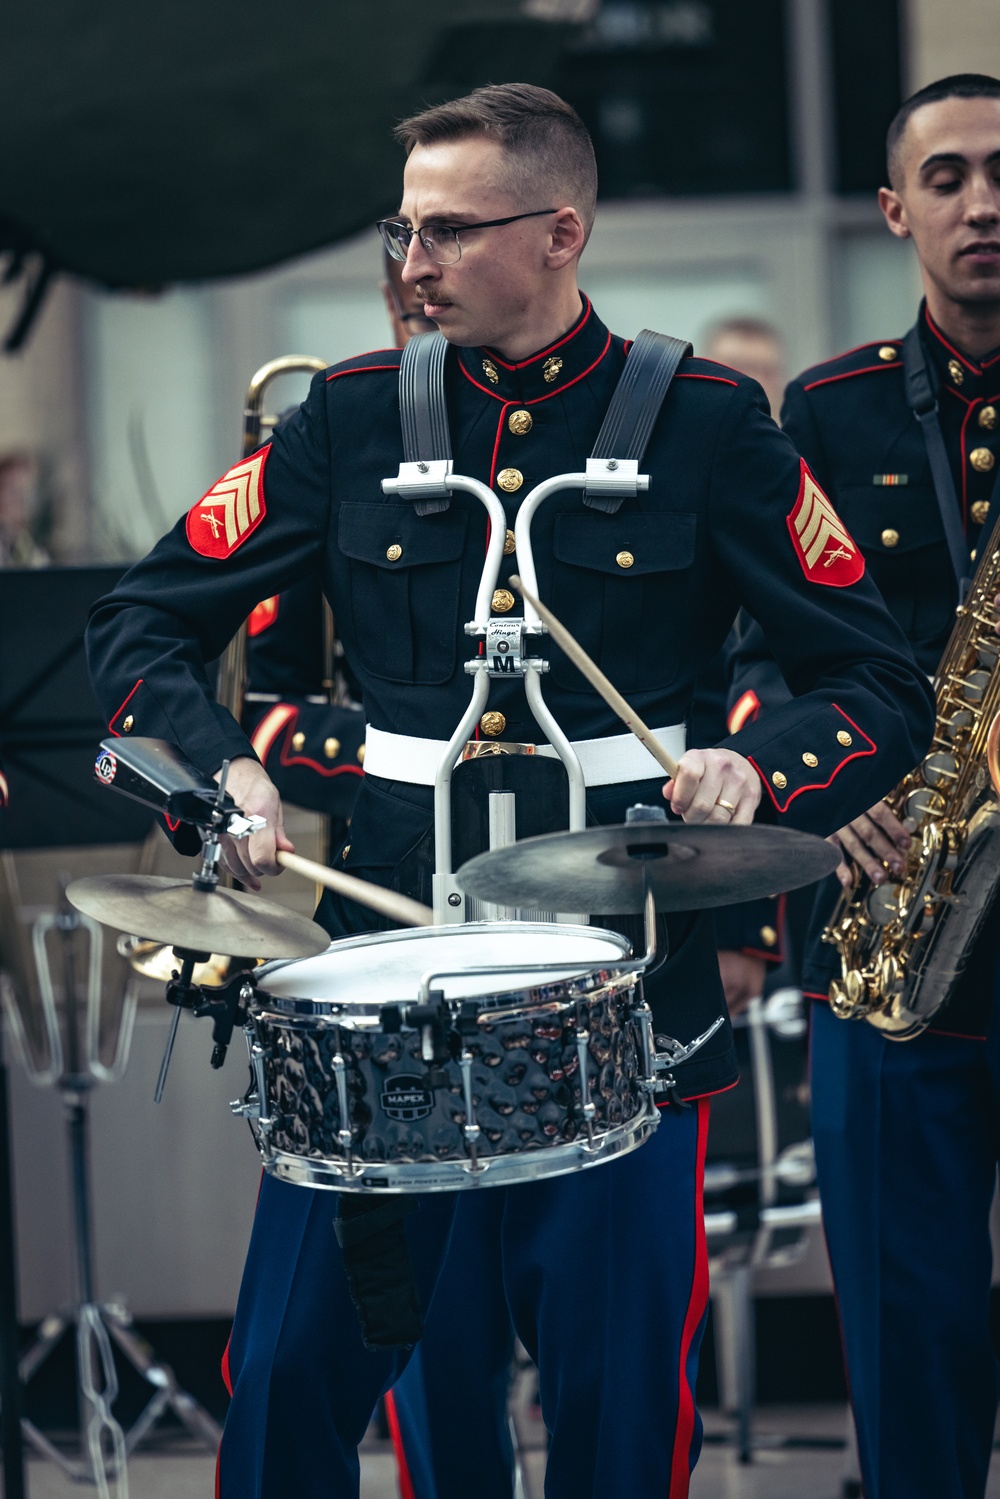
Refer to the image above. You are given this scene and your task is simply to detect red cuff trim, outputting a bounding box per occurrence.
[727,688,761,734]
[108,679,143,736]
[743,947,782,964]
[750,704,875,814]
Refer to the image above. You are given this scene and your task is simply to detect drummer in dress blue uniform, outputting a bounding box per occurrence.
[728,73,1000,1499]
[86,84,934,1499]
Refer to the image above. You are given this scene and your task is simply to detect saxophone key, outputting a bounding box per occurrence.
[867,882,901,925]
[922,751,960,787]
[961,669,991,703]
[905,787,946,821]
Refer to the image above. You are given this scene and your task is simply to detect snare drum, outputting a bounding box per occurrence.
[236,922,658,1192]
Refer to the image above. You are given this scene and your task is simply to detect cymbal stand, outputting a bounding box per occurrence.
[3,881,222,1495]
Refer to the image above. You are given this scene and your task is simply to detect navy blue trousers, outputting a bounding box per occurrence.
[811,999,1000,1499]
[219,1101,709,1499]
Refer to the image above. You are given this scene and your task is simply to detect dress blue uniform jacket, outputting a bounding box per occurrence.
[730,303,1000,1037]
[85,296,934,1098]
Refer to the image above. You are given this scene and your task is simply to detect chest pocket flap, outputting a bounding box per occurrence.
[837,484,944,555]
[554,511,696,576]
[339,501,468,568]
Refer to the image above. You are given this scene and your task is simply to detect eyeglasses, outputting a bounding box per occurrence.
[377,209,557,266]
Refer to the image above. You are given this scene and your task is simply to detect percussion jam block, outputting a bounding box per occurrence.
[234,924,662,1193]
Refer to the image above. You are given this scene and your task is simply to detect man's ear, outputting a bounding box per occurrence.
[547,208,586,269]
[878,186,910,240]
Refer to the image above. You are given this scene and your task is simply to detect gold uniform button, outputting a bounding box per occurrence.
[616,550,635,569]
[503,528,516,556]
[970,446,996,473]
[480,711,506,737]
[291,731,306,751]
[508,409,533,435]
[482,359,499,384]
[972,500,991,526]
[837,730,853,747]
[771,771,787,790]
[760,925,778,948]
[979,404,998,431]
[948,359,965,386]
[497,468,523,493]
[802,752,819,768]
[878,345,898,362]
[881,528,900,548]
[122,714,134,733]
[341,843,350,860]
[492,588,515,613]
[386,543,403,561]
[356,744,365,765]
[323,737,341,759]
[543,356,563,383]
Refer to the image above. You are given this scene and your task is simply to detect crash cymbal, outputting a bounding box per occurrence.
[67,875,329,959]
[456,823,839,915]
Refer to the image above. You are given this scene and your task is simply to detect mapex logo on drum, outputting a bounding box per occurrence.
[380,1074,434,1122]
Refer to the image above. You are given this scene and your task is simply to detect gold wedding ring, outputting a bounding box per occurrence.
[715,798,736,816]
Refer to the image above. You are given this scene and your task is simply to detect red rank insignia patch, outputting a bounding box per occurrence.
[248,595,279,636]
[786,460,865,587]
[186,447,270,559]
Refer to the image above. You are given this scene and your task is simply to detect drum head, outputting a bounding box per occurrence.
[255,921,631,1009]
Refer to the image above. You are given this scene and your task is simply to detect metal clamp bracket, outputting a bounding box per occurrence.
[583,457,648,502]
[386,458,454,502]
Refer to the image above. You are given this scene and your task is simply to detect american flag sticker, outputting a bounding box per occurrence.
[186,447,270,559]
[786,460,865,587]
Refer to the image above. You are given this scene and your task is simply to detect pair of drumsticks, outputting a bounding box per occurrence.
[276,578,679,926]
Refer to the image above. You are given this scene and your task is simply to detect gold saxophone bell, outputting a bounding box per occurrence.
[116,935,231,988]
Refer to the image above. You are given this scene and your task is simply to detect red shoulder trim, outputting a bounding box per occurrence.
[326,363,399,383]
[803,363,899,392]
[674,372,739,387]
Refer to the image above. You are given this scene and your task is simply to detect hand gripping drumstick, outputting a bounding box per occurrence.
[508,575,681,781]
[277,849,434,927]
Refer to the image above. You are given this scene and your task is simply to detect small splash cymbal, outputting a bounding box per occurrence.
[67,874,329,959]
[457,823,839,914]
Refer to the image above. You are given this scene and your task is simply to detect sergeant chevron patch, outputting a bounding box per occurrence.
[186,447,270,559]
[786,460,865,587]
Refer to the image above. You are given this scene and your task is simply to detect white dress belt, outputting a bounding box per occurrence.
[363,723,687,788]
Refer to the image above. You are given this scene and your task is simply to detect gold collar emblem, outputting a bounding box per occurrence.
[543,356,563,384]
[482,358,499,384]
[948,358,965,386]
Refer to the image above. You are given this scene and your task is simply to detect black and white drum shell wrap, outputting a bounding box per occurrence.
[240,923,659,1192]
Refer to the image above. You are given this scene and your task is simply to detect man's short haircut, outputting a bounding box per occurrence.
[886,73,1000,188]
[703,315,782,350]
[395,83,598,240]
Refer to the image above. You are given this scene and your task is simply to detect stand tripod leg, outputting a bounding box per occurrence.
[105,1308,223,1449]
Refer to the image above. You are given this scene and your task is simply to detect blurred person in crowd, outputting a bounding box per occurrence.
[0,452,48,566]
[703,315,786,422]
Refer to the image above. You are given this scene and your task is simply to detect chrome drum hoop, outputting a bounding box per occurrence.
[257,1096,660,1193]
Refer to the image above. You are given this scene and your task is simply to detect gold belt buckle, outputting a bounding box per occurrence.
[462,740,537,760]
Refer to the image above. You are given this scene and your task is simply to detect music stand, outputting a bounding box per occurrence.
[0,567,222,1494]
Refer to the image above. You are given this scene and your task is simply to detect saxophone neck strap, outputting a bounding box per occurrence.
[585,328,693,514]
[399,331,452,516]
[902,323,972,598]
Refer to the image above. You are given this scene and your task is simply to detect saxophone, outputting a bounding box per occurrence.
[823,534,1000,1039]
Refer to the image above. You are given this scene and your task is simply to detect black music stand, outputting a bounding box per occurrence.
[0,568,220,1492]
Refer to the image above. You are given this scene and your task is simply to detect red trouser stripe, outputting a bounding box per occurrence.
[668,1097,711,1498]
[385,1389,417,1499]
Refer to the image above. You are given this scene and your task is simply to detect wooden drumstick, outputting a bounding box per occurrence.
[509,574,681,780]
[277,850,434,927]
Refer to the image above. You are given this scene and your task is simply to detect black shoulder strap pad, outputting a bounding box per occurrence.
[398,331,452,516]
[586,328,692,513]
